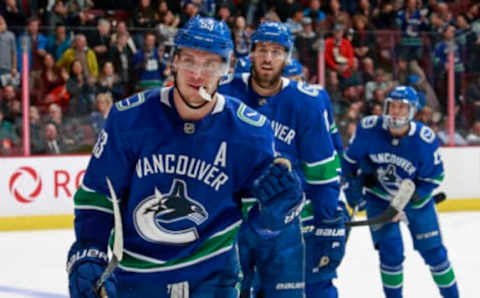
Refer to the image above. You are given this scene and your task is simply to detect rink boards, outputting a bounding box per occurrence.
[1,147,479,231]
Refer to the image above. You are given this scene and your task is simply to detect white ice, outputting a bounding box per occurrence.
[0,212,478,298]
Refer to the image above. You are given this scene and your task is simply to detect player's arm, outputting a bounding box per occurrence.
[410,128,445,208]
[342,116,376,210]
[67,95,138,298]
[235,110,304,237]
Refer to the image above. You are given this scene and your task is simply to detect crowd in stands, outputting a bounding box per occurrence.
[1,0,480,156]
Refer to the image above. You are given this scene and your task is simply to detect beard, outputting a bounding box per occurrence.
[252,62,285,89]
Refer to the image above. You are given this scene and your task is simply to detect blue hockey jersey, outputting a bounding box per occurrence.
[219,73,341,221]
[343,115,444,208]
[73,87,276,274]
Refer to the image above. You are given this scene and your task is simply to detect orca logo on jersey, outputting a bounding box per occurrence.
[134,179,209,244]
[377,164,402,195]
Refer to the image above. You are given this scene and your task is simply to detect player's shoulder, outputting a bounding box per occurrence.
[222,94,272,139]
[357,115,384,132]
[220,72,249,87]
[410,121,438,146]
[110,87,165,128]
[283,80,328,109]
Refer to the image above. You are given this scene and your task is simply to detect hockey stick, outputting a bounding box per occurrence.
[346,179,415,227]
[94,177,124,297]
[433,192,446,204]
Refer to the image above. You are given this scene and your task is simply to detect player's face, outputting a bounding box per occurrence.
[173,48,225,107]
[251,42,287,88]
[387,100,410,124]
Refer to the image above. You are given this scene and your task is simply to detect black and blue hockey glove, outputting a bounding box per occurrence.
[67,241,117,298]
[305,203,349,280]
[248,159,304,234]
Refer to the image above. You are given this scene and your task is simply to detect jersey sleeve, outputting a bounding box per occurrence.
[413,131,445,206]
[73,98,137,248]
[297,95,341,222]
[321,88,344,155]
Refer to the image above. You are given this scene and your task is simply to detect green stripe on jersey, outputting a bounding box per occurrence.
[381,270,403,288]
[302,152,341,185]
[119,221,242,272]
[241,198,257,219]
[74,186,113,212]
[432,267,456,287]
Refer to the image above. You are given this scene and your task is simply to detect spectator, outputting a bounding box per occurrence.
[395,0,429,83]
[303,0,326,32]
[324,0,351,32]
[45,0,69,36]
[17,16,48,73]
[34,53,69,109]
[57,33,99,78]
[351,14,376,64]
[1,84,20,123]
[364,68,394,101]
[42,122,65,154]
[466,74,480,121]
[87,18,112,67]
[28,106,46,154]
[66,59,95,116]
[155,9,180,46]
[0,108,18,147]
[89,92,113,136]
[275,0,303,23]
[109,33,134,94]
[232,16,250,58]
[46,24,71,61]
[96,61,124,101]
[357,0,373,22]
[132,0,156,30]
[46,103,84,152]
[217,4,233,27]
[110,20,137,54]
[466,17,480,74]
[372,0,396,29]
[133,33,166,90]
[179,1,199,28]
[466,121,480,145]
[153,0,170,21]
[433,25,464,112]
[325,23,355,82]
[325,70,343,113]
[285,7,304,38]
[0,0,26,35]
[295,17,318,81]
[0,15,17,86]
[436,117,468,146]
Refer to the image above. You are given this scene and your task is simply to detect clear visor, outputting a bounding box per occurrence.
[383,99,415,129]
[175,51,230,76]
[251,43,289,61]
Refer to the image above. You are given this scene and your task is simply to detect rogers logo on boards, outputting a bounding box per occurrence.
[9,166,42,203]
[8,166,87,203]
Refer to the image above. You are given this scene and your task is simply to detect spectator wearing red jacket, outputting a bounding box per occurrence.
[325,22,354,84]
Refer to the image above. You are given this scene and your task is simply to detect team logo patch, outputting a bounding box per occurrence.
[377,164,402,195]
[134,179,209,244]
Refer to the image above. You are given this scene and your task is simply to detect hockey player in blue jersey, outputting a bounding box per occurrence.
[219,22,347,298]
[343,86,459,298]
[66,16,305,298]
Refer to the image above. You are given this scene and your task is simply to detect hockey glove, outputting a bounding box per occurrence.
[343,174,367,211]
[305,204,348,280]
[249,159,304,233]
[67,241,117,298]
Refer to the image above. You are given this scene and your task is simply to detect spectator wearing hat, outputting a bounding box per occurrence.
[325,22,354,82]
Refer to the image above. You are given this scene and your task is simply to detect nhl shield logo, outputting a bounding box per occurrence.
[134,179,209,244]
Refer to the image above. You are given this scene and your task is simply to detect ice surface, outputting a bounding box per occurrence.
[0,212,478,297]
